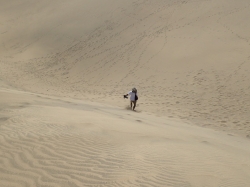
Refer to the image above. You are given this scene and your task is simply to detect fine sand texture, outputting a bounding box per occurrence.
[1,85,250,186]
[1,0,250,186]
[1,0,250,137]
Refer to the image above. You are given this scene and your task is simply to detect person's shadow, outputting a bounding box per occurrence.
[125,105,141,112]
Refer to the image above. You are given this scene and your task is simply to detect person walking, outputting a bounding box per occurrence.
[124,88,138,110]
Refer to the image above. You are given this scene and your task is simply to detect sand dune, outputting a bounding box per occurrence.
[1,0,250,186]
[1,87,250,186]
[1,0,250,137]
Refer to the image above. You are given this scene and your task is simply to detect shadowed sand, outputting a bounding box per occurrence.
[1,0,250,186]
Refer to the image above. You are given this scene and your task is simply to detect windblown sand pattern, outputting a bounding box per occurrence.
[1,0,250,186]
[1,0,250,137]
[1,88,250,186]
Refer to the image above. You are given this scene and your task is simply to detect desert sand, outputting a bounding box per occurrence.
[1,0,250,186]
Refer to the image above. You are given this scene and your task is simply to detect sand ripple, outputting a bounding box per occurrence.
[1,90,250,186]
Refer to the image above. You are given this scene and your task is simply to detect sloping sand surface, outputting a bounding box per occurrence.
[1,0,250,137]
[1,86,250,186]
[1,0,250,186]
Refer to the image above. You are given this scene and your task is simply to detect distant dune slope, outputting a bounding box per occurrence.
[1,0,250,136]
